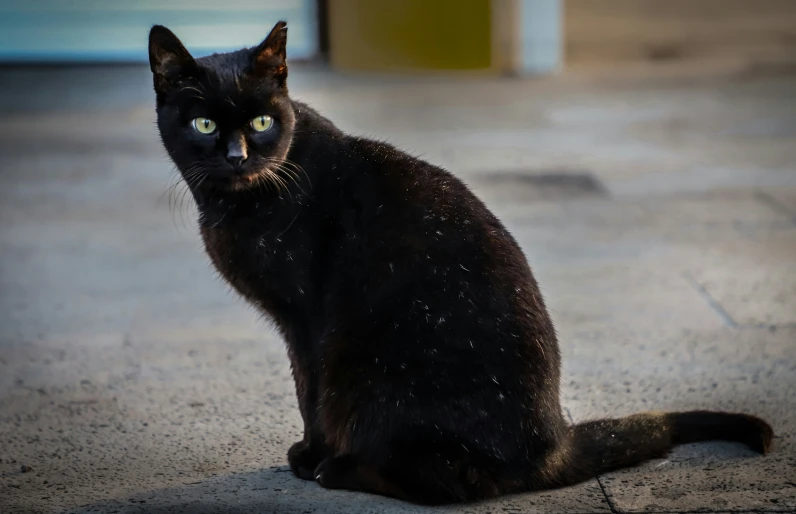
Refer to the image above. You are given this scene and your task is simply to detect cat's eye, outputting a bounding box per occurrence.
[192,117,217,135]
[251,115,274,132]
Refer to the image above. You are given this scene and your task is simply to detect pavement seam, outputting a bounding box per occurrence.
[755,190,796,225]
[681,271,738,328]
[595,475,620,514]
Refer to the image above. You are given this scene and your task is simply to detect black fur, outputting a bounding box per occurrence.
[148,22,774,505]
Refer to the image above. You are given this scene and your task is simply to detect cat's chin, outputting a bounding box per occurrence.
[227,173,259,192]
[217,169,288,194]
[202,171,264,193]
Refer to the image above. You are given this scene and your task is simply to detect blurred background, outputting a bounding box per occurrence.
[1,1,795,513]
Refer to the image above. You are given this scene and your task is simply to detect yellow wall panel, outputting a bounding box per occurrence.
[328,0,492,72]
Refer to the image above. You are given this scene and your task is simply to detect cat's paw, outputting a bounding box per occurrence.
[313,457,344,489]
[313,455,356,490]
[288,440,325,480]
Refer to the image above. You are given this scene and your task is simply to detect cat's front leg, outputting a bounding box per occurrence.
[287,350,328,479]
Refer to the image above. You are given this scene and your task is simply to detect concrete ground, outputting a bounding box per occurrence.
[1,64,795,514]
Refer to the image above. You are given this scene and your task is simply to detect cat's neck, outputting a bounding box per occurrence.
[194,179,309,231]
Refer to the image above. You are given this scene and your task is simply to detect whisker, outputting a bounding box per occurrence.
[256,170,274,195]
[273,171,292,198]
[164,163,208,232]
[180,86,205,99]
[256,173,270,194]
[268,162,310,199]
[267,169,289,198]
[164,175,183,232]
[177,182,191,229]
[194,171,209,191]
[283,158,312,190]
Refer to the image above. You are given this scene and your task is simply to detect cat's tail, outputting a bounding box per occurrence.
[540,411,773,488]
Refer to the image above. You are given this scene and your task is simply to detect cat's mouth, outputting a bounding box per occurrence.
[225,167,288,194]
[228,172,259,192]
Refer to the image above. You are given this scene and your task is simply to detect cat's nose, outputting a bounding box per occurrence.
[226,154,247,170]
[226,136,248,170]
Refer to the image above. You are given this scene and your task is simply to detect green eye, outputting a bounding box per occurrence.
[192,117,217,134]
[250,115,274,132]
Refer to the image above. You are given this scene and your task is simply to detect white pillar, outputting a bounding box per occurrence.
[518,0,562,75]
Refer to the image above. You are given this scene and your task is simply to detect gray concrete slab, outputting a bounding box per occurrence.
[688,230,796,326]
[2,65,796,513]
[561,326,796,513]
[757,187,796,221]
[539,262,728,332]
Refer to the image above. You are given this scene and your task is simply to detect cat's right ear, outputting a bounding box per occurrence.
[148,25,196,93]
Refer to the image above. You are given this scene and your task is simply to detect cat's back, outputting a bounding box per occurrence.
[326,132,549,338]
[293,102,487,223]
[339,136,496,229]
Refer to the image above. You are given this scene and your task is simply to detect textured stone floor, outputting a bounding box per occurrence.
[1,65,795,513]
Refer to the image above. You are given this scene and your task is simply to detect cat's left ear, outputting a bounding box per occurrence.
[251,21,288,86]
[149,25,197,93]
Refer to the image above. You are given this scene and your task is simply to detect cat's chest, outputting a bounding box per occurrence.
[200,223,312,309]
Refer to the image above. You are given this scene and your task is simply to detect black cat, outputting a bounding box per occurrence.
[148,21,773,505]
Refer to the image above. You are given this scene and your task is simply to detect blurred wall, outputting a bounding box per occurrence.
[3,0,791,74]
[0,0,317,62]
[566,0,796,70]
[327,0,561,75]
[328,0,493,72]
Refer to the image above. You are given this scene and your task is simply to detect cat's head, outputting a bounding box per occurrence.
[149,21,295,193]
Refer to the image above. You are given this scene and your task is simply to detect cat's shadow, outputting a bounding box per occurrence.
[71,466,444,514]
[69,463,600,514]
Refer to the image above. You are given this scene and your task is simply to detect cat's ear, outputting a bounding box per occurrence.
[148,25,197,93]
[251,21,288,86]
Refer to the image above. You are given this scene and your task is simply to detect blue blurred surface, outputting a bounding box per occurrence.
[0,0,317,62]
